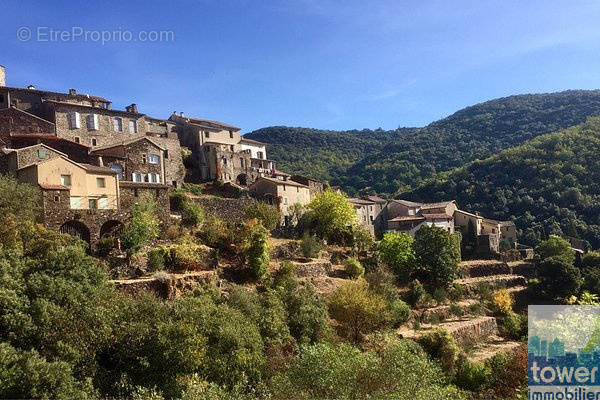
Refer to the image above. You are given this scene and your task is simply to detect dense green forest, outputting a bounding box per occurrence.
[246,90,600,195]
[405,117,600,248]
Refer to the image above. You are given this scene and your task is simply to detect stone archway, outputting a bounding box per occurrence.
[236,173,248,186]
[100,220,123,238]
[60,220,91,243]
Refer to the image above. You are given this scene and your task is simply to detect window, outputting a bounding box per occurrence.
[60,174,71,187]
[54,195,60,202]
[74,137,81,144]
[91,138,97,146]
[134,188,139,197]
[132,173,143,182]
[204,131,210,138]
[113,117,123,132]
[0,94,4,103]
[164,150,169,159]
[148,154,160,164]
[111,165,123,180]
[69,197,81,209]
[142,154,147,164]
[284,197,288,205]
[87,114,99,130]
[37,148,47,159]
[230,145,234,152]
[89,199,98,209]
[96,177,106,188]
[229,130,233,138]
[129,119,137,134]
[257,151,264,159]
[370,216,374,222]
[68,111,81,129]
[172,181,178,188]
[149,173,161,183]
[240,159,245,168]
[98,197,109,209]
[282,184,286,191]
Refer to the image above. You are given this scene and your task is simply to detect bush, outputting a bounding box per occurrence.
[169,241,213,271]
[417,328,460,376]
[491,289,513,315]
[449,302,464,318]
[537,256,582,299]
[388,299,411,326]
[181,200,205,227]
[147,247,168,272]
[96,236,115,257]
[170,191,187,212]
[377,232,416,279]
[407,279,427,307]
[305,189,356,242]
[245,222,270,279]
[343,257,364,278]
[300,234,322,258]
[413,225,461,288]
[121,197,160,254]
[454,353,490,391]
[365,267,398,304]
[182,183,203,196]
[244,200,281,231]
[498,311,527,340]
[197,216,231,250]
[353,226,375,254]
[328,279,388,343]
[0,175,41,222]
[535,235,575,265]
[432,288,448,304]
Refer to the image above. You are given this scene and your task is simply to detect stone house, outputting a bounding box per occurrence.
[290,175,324,200]
[454,209,517,254]
[249,176,311,225]
[170,112,275,185]
[348,197,387,237]
[385,199,456,236]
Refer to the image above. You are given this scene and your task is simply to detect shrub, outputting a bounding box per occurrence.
[197,216,231,250]
[147,247,168,271]
[121,197,160,254]
[413,225,461,288]
[454,353,490,391]
[281,284,329,344]
[449,302,464,318]
[153,270,172,284]
[417,328,460,376]
[246,222,270,279]
[169,241,213,271]
[300,233,322,258]
[182,183,203,196]
[537,256,582,299]
[0,175,41,222]
[388,299,411,326]
[343,257,364,278]
[432,288,448,304]
[328,279,388,343]
[244,200,281,231]
[407,279,427,307]
[498,311,527,340]
[365,267,398,304]
[181,200,205,227]
[353,225,375,254]
[377,232,416,279]
[491,289,513,315]
[170,191,187,212]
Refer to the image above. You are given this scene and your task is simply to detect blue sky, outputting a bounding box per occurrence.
[2,1,600,132]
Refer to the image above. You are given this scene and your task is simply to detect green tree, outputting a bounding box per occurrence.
[121,197,160,253]
[328,279,387,343]
[244,200,282,231]
[537,256,582,300]
[0,175,41,222]
[413,225,461,288]
[245,222,270,279]
[535,235,575,264]
[377,232,417,279]
[306,189,356,242]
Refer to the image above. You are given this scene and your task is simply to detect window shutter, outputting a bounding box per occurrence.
[87,114,99,130]
[69,112,81,129]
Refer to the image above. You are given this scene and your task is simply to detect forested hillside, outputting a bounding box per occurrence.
[246,90,600,195]
[405,117,600,248]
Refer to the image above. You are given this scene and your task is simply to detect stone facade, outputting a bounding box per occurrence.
[194,196,255,224]
[0,107,55,140]
[290,175,324,199]
[119,181,171,226]
[249,176,311,224]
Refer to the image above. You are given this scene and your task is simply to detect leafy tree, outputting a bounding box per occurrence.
[535,235,575,264]
[377,232,417,279]
[306,189,356,242]
[244,200,281,231]
[0,175,41,222]
[121,196,160,253]
[413,226,461,288]
[352,225,374,254]
[245,222,270,279]
[181,199,205,227]
[537,256,582,300]
[328,279,387,343]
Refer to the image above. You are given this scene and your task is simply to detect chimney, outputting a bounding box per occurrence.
[180,112,184,117]
[0,65,5,87]
[126,103,138,113]
[68,88,77,95]
[27,85,36,90]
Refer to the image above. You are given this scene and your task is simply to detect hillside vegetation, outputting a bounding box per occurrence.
[246,90,600,195]
[405,117,600,248]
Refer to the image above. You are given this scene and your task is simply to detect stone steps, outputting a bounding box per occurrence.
[467,335,523,363]
[457,274,527,297]
[399,316,498,348]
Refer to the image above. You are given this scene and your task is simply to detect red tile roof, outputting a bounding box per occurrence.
[421,213,453,220]
[240,137,265,146]
[79,163,117,174]
[421,200,455,210]
[170,113,240,131]
[39,183,69,190]
[388,215,426,222]
[1,86,110,103]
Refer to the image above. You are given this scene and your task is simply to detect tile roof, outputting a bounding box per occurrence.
[421,200,455,209]
[273,170,291,176]
[9,134,91,148]
[421,213,453,219]
[79,163,117,174]
[43,100,142,116]
[362,195,387,204]
[348,197,375,206]
[170,113,240,131]
[90,136,165,153]
[389,215,426,222]
[39,183,69,190]
[1,86,110,103]
[240,137,265,146]
[257,176,309,188]
[392,199,423,207]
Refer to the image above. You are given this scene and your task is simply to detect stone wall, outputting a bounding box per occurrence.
[0,107,55,140]
[150,136,185,188]
[194,196,254,224]
[119,181,171,225]
[112,270,218,300]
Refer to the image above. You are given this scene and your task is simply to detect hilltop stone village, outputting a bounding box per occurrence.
[0,65,521,256]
